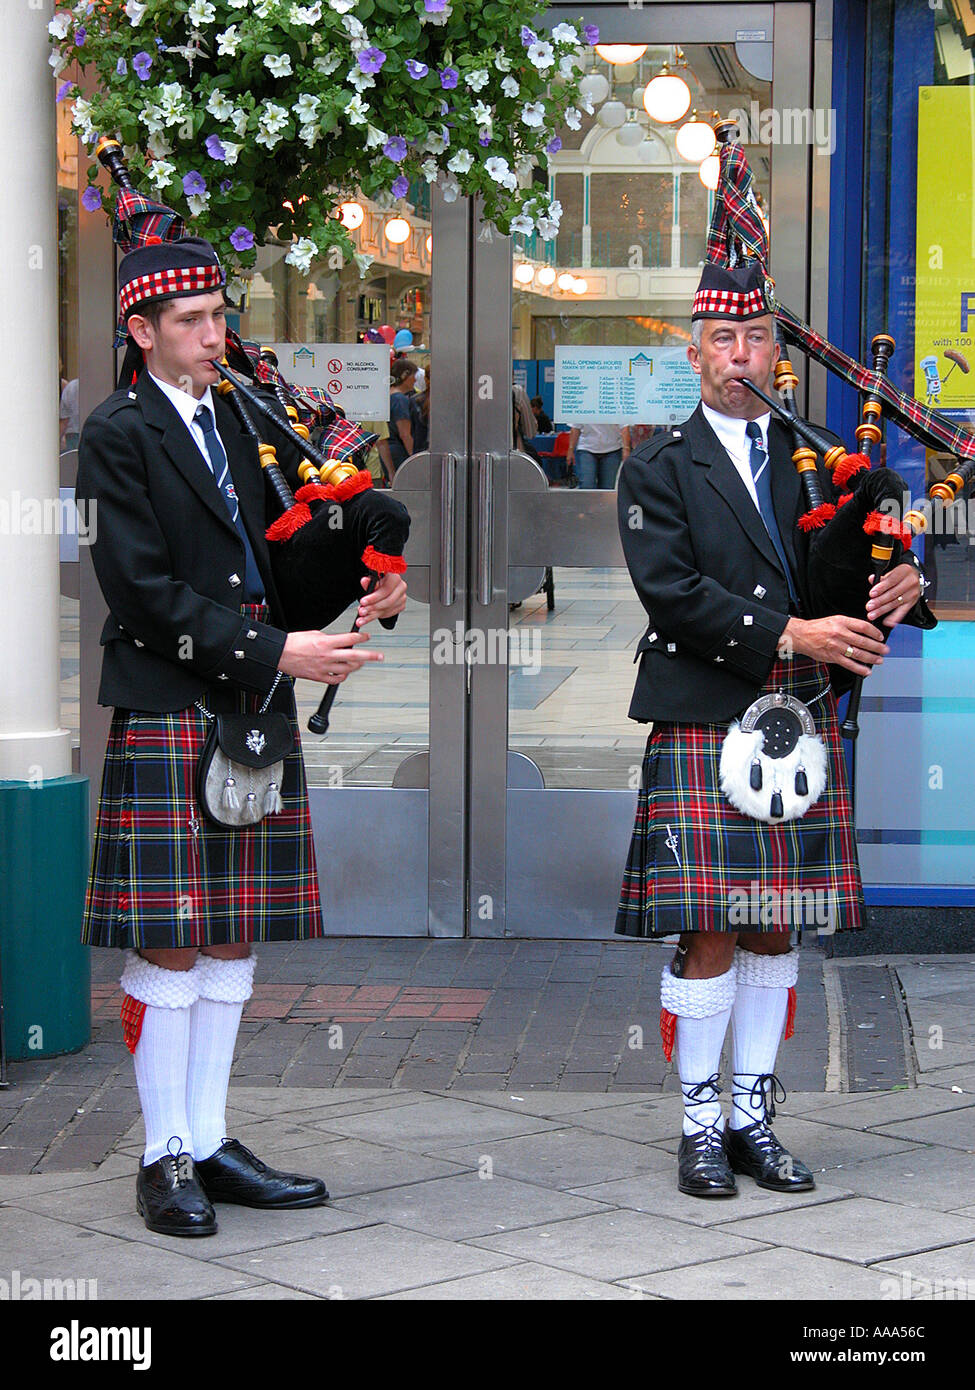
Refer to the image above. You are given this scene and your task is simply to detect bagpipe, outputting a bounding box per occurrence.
[95,137,410,736]
[708,118,942,738]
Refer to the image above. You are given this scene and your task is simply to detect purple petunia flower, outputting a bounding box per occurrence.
[439,66,458,89]
[205,134,226,160]
[357,47,386,75]
[220,179,233,194]
[583,24,599,44]
[478,132,491,146]
[520,26,536,47]
[155,37,165,49]
[132,51,153,80]
[81,185,102,212]
[74,26,86,44]
[56,81,73,102]
[424,0,448,9]
[546,136,562,154]
[230,226,255,251]
[116,57,127,77]
[405,60,428,79]
[391,174,409,198]
[383,136,407,162]
[183,170,207,196]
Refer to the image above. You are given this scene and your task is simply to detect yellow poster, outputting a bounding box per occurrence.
[915,86,975,414]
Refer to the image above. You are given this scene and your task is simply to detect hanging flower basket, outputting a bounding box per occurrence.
[50,0,598,286]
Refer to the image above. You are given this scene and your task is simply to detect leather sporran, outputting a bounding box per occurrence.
[195,701,293,830]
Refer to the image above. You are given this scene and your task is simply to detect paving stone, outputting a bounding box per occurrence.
[864,1109,975,1151]
[560,1098,685,1144]
[721,1196,975,1263]
[201,1282,320,1300]
[378,1263,640,1300]
[569,1171,853,1226]
[653,1115,922,1172]
[818,1145,975,1211]
[252,1137,470,1197]
[472,1208,768,1282]
[874,1243,975,1294]
[435,1128,673,1189]
[628,1246,902,1300]
[318,1097,559,1151]
[333,1171,609,1241]
[216,1223,517,1299]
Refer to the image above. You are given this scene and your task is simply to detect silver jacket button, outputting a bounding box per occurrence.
[229,573,241,587]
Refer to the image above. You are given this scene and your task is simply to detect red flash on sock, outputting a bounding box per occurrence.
[660,1008,677,1061]
[120,994,147,1055]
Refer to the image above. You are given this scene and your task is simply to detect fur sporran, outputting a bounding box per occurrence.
[719,691,827,823]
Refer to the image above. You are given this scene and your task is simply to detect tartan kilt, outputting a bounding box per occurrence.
[616,655,865,938]
[82,606,323,950]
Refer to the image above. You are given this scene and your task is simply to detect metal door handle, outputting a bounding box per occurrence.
[477,452,495,606]
[440,452,457,607]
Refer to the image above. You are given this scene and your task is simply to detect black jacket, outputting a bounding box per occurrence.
[77,371,295,712]
[617,402,928,723]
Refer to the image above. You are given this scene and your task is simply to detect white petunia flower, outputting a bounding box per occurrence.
[124,0,147,22]
[521,102,545,128]
[227,0,249,7]
[187,193,210,216]
[551,22,579,45]
[292,93,321,123]
[314,52,343,74]
[509,212,535,235]
[485,156,512,184]
[516,156,534,179]
[423,129,447,154]
[465,69,490,92]
[216,26,241,56]
[420,157,439,183]
[290,0,322,21]
[48,13,72,38]
[158,83,190,126]
[186,1,216,26]
[71,98,96,142]
[146,160,176,190]
[231,107,249,136]
[259,101,290,133]
[364,124,387,149]
[494,50,511,73]
[559,55,578,79]
[579,92,595,115]
[329,0,355,11]
[255,127,285,149]
[226,277,248,305]
[221,141,242,164]
[49,51,68,76]
[527,41,555,70]
[423,3,451,25]
[471,100,492,126]
[438,172,460,202]
[264,53,293,77]
[139,103,165,134]
[343,93,369,125]
[285,238,319,274]
[535,200,562,239]
[501,76,519,99]
[564,106,582,130]
[206,89,235,121]
[298,123,320,148]
[253,0,274,16]
[146,131,173,159]
[341,15,366,40]
[447,149,473,174]
[347,67,376,93]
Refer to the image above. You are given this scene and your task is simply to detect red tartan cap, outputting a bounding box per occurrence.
[118,235,226,322]
[692,261,775,321]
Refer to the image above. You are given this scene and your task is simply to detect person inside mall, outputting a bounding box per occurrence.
[615,261,934,1199]
[75,234,406,1238]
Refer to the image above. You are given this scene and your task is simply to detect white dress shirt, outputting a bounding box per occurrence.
[148,373,225,470]
[701,402,772,513]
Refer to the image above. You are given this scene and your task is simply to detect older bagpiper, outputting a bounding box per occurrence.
[615,262,932,1197]
[77,231,406,1236]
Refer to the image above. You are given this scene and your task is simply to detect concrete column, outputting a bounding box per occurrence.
[0,2,71,782]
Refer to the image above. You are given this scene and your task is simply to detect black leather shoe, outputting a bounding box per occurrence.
[677,1125,737,1198]
[136,1151,217,1237]
[195,1138,330,1208]
[725,1121,816,1192]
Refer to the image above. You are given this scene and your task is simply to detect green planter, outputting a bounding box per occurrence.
[0,775,90,1061]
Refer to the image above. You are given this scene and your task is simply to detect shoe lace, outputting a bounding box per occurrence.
[223,1137,268,1173]
[682,1072,726,1156]
[732,1071,787,1123]
[165,1135,194,1188]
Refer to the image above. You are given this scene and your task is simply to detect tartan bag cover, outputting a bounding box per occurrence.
[82,605,323,950]
[616,656,866,939]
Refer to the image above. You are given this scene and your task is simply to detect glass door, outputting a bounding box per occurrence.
[465,2,814,936]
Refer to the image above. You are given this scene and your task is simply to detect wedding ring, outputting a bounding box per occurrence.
[845,645,854,659]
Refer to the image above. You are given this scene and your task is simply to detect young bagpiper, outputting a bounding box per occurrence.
[616,262,932,1197]
[77,230,406,1236]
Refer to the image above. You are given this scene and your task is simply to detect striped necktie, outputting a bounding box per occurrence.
[745,420,798,607]
[194,403,264,601]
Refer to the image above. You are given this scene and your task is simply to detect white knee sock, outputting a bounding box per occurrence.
[661,963,737,1136]
[186,953,256,1162]
[730,947,798,1130]
[120,952,199,1166]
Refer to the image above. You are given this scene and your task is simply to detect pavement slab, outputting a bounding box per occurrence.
[569,1171,854,1226]
[378,1263,644,1299]
[433,1128,675,1189]
[628,1247,906,1300]
[720,1196,975,1264]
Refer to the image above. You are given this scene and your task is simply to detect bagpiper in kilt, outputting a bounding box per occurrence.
[76,223,405,1237]
[614,261,931,1200]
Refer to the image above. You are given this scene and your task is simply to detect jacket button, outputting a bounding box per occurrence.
[217,673,229,681]
[666,642,676,653]
[229,573,241,587]
[247,629,257,639]
[134,639,144,648]
[727,639,738,647]
[743,615,754,626]
[753,585,766,598]
[234,650,244,659]
[714,656,724,663]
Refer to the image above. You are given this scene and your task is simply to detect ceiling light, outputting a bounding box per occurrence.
[643,68,691,123]
[616,113,645,146]
[578,72,610,105]
[596,100,627,130]
[675,113,716,162]
[699,154,720,190]
[514,262,536,284]
[557,272,576,290]
[594,44,648,64]
[383,216,411,245]
[537,265,557,286]
[339,200,364,230]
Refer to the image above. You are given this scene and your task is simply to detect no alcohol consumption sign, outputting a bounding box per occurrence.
[264,343,389,418]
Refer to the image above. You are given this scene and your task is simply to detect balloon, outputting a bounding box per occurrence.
[393,328,413,349]
[378,324,396,345]
[364,327,384,343]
